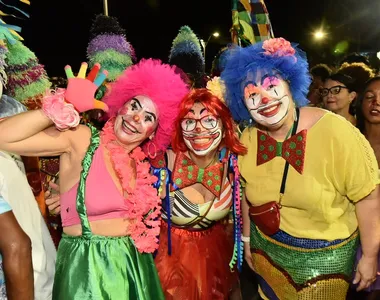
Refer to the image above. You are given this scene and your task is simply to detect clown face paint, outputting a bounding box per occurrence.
[182,102,223,156]
[243,74,291,127]
[114,95,159,146]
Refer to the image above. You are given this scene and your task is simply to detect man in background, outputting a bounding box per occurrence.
[307,63,332,107]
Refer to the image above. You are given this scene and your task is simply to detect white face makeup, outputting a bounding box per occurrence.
[113,95,159,146]
[243,74,291,127]
[181,102,223,156]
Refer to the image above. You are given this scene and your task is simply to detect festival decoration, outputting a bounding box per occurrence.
[231,0,274,46]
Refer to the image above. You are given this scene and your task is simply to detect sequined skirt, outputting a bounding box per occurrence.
[154,221,238,300]
[53,234,164,300]
[249,222,359,300]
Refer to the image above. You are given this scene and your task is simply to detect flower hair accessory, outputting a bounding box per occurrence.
[262,38,296,57]
[206,76,226,103]
[42,88,80,131]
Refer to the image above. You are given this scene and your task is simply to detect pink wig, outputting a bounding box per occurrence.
[104,58,189,154]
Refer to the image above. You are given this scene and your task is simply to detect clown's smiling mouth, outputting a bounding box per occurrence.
[185,132,220,151]
[122,118,140,134]
[257,101,282,118]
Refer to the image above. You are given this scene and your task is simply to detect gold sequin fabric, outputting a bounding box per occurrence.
[249,223,359,299]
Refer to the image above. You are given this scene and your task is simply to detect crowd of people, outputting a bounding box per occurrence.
[0,13,379,300]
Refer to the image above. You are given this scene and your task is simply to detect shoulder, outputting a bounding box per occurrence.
[300,107,356,134]
[306,109,370,152]
[240,126,258,145]
[298,107,328,130]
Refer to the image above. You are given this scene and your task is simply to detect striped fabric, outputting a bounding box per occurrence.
[162,178,233,229]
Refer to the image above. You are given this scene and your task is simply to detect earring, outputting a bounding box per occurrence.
[147,142,157,159]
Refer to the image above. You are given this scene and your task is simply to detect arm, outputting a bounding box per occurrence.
[0,211,34,300]
[0,110,72,157]
[354,186,380,291]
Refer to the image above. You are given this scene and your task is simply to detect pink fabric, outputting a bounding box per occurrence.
[61,145,125,227]
[42,88,80,131]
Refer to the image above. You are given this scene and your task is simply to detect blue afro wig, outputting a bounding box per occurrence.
[221,40,311,122]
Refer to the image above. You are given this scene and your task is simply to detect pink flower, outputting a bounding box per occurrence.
[263,38,295,57]
[42,89,80,131]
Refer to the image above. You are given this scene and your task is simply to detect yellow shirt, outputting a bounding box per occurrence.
[239,112,380,241]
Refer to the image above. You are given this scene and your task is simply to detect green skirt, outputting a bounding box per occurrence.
[53,234,164,300]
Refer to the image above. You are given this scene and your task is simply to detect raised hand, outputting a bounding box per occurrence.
[64,62,109,113]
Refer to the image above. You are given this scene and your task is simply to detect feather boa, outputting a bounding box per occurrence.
[100,120,161,253]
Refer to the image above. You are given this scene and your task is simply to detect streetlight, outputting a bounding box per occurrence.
[200,32,220,60]
[314,30,326,40]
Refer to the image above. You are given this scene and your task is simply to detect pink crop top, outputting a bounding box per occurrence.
[61,145,126,227]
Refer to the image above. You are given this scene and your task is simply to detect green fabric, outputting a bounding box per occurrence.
[53,125,164,299]
[53,234,164,300]
[95,84,107,100]
[250,223,358,285]
[76,124,99,237]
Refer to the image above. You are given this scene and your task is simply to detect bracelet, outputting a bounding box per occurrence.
[241,235,250,243]
[42,88,80,131]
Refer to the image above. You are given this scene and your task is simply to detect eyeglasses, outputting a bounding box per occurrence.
[319,85,348,97]
[181,115,219,132]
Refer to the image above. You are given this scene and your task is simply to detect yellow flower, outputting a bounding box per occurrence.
[206,76,226,103]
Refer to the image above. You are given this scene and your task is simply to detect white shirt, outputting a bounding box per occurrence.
[0,151,56,300]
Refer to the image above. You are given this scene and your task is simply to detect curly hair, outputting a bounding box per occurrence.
[310,64,332,82]
[172,88,247,155]
[338,62,375,94]
[104,58,189,154]
[221,39,311,122]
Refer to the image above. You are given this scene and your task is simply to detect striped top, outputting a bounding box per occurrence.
[162,161,233,229]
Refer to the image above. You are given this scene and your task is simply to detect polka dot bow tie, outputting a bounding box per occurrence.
[171,152,224,197]
[256,130,307,174]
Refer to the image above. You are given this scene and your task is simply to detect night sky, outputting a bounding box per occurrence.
[7,0,380,77]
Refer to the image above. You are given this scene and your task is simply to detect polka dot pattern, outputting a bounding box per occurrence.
[256,130,307,174]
